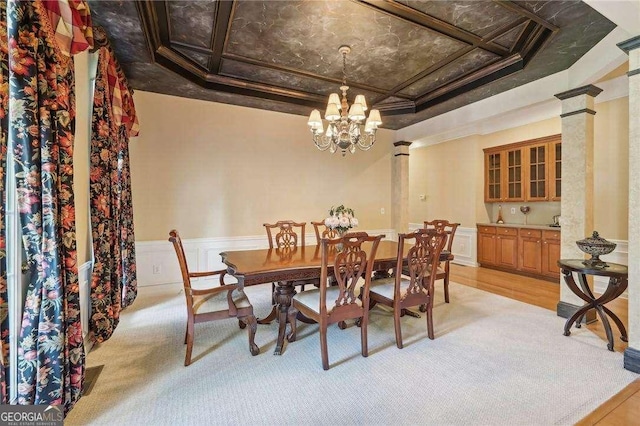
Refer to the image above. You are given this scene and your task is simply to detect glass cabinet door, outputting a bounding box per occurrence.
[527,144,548,201]
[505,148,524,201]
[485,152,502,202]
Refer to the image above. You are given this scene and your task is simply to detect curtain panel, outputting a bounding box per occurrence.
[8,0,92,412]
[89,27,139,343]
[0,0,9,404]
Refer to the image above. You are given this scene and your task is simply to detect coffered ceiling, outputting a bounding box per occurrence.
[88,1,616,130]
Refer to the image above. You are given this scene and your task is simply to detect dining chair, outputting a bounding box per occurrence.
[262,220,316,323]
[423,219,460,303]
[169,230,259,365]
[369,229,446,348]
[287,232,384,370]
[311,220,340,243]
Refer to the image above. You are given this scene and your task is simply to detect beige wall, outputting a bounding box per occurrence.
[594,96,629,239]
[130,91,397,241]
[408,97,629,240]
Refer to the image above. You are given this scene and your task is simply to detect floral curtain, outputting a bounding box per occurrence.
[89,27,139,343]
[8,0,92,411]
[0,0,8,404]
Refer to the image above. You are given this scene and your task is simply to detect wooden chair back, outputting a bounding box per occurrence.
[264,220,306,249]
[311,220,340,242]
[423,219,459,253]
[319,232,383,323]
[423,219,460,303]
[169,229,194,298]
[397,229,447,302]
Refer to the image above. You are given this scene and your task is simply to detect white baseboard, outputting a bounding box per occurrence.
[409,224,478,267]
[136,229,396,287]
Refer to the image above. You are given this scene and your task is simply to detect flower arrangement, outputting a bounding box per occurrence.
[324,205,358,235]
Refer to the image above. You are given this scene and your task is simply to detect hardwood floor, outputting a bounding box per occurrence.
[450,264,638,425]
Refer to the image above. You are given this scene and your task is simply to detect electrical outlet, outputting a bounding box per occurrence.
[510,207,516,214]
[152,264,161,275]
[380,208,385,215]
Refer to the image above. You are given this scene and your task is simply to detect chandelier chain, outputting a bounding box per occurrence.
[342,50,347,87]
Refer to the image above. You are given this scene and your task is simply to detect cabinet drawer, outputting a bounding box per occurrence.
[496,227,518,237]
[543,230,561,240]
[478,226,496,234]
[520,229,541,238]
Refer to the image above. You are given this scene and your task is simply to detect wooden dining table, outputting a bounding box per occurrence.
[220,241,453,355]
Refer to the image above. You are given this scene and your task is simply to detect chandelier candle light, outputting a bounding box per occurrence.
[307,46,382,156]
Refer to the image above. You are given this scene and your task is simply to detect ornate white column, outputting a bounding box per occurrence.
[554,85,602,322]
[392,141,412,235]
[619,35,640,373]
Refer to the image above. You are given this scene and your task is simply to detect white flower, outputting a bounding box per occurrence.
[325,205,358,231]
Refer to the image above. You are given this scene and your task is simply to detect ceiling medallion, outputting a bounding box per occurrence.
[307,46,382,156]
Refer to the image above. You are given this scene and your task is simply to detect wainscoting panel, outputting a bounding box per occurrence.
[408,224,478,267]
[136,229,396,287]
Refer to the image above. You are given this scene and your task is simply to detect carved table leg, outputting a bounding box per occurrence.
[602,305,628,342]
[273,282,295,355]
[593,305,615,351]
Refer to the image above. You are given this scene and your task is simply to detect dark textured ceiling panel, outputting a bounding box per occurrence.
[168,0,217,48]
[397,0,521,36]
[491,21,527,49]
[225,0,468,91]
[400,48,500,97]
[87,0,616,130]
[220,58,383,101]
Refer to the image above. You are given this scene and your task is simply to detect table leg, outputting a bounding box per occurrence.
[563,304,593,336]
[601,305,628,342]
[594,305,615,351]
[273,281,295,355]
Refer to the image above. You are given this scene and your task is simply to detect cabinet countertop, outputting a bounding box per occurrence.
[477,223,561,231]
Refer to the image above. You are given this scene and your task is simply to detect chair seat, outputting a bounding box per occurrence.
[370,276,415,301]
[193,287,252,314]
[293,287,363,314]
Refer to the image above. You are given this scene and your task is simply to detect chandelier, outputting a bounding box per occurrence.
[307,46,382,156]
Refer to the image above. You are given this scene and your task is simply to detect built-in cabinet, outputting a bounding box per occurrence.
[541,230,561,278]
[477,225,561,281]
[483,135,561,203]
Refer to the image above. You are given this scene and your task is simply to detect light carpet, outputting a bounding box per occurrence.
[65,281,638,425]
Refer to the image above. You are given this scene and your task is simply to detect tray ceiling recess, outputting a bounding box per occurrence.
[102,0,615,129]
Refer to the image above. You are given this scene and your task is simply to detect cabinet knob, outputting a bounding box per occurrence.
[544,242,547,244]
[537,240,540,243]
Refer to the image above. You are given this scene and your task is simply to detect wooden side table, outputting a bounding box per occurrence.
[557,259,628,351]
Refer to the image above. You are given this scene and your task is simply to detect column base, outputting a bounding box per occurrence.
[624,347,640,373]
[556,301,597,324]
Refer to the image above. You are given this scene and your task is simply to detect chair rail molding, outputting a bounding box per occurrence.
[136,229,397,287]
[409,224,478,267]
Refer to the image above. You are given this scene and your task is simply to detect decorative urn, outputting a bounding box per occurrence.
[576,231,616,267]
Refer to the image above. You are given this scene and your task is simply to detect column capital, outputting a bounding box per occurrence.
[393,141,412,157]
[554,85,603,101]
[617,35,640,54]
